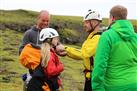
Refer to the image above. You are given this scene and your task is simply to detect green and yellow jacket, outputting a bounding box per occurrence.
[65,31,101,78]
[92,20,137,91]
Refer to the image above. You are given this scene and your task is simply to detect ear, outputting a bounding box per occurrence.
[112,16,115,21]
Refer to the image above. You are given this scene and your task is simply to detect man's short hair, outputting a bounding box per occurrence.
[110,5,127,20]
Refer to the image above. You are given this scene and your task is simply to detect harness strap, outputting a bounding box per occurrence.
[83,32,102,78]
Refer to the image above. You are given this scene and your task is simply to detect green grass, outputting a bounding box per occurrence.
[59,28,80,38]
[0,9,37,24]
[0,29,27,91]
[51,15,82,23]
[0,29,84,91]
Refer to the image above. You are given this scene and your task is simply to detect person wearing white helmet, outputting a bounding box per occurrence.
[27,28,65,91]
[83,9,102,33]
[56,10,102,91]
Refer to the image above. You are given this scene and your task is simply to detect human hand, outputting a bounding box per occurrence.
[55,44,67,56]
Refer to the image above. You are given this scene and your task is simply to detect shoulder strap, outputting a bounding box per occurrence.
[94,32,102,35]
[90,32,102,39]
[90,57,94,67]
[31,43,41,49]
[90,32,102,70]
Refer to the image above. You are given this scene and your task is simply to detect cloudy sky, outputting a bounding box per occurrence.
[0,0,137,19]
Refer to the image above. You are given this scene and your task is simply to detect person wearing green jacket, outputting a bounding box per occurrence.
[92,5,137,91]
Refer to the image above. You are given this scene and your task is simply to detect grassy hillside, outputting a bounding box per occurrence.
[0,9,37,24]
[0,9,83,31]
[0,9,85,44]
[0,9,136,26]
[0,29,84,91]
[0,9,136,43]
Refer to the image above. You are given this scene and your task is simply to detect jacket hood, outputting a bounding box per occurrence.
[110,20,136,40]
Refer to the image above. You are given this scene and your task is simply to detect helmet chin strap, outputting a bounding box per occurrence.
[89,21,100,33]
[89,22,94,33]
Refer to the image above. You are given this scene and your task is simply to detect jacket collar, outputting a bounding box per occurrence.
[31,25,41,32]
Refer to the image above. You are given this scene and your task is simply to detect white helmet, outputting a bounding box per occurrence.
[83,9,102,21]
[39,28,59,42]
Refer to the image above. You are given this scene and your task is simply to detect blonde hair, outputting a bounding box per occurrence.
[41,42,51,67]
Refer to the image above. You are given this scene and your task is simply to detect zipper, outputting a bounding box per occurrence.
[36,30,39,46]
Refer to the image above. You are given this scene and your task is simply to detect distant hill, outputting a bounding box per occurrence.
[0,9,136,43]
[0,9,136,27]
[0,9,84,44]
[0,9,83,31]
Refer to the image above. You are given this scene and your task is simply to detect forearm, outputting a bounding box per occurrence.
[65,47,83,60]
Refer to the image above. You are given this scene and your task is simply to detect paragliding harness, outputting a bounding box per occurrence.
[22,59,63,91]
[22,63,62,91]
[83,32,102,77]
[26,63,62,91]
[83,32,102,91]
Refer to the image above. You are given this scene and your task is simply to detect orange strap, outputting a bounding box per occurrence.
[42,82,50,91]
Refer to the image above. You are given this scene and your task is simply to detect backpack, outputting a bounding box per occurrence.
[44,48,64,79]
[27,53,64,91]
[19,44,41,70]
